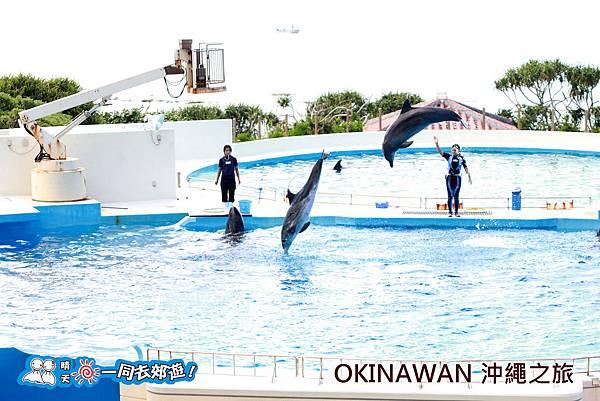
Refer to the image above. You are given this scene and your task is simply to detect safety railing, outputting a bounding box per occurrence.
[188,179,593,210]
[146,348,600,383]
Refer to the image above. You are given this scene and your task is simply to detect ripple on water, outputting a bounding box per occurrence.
[0,224,599,362]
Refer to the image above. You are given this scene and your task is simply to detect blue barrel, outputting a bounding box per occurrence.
[512,187,522,211]
[238,200,252,214]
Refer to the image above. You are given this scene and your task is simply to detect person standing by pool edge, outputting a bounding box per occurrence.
[434,136,472,217]
[215,145,241,212]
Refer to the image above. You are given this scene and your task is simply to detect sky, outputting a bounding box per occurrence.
[1,0,600,118]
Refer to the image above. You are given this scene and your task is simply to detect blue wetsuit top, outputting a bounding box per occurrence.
[442,152,467,176]
[219,155,238,178]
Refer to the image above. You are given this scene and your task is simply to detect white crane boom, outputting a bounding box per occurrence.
[18,65,183,161]
[19,66,181,123]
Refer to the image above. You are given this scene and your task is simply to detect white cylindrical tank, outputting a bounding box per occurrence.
[31,158,86,202]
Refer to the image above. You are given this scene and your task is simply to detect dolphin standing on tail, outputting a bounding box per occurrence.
[225,206,245,234]
[281,151,329,251]
[382,100,467,167]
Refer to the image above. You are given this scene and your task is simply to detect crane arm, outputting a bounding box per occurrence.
[18,65,183,161]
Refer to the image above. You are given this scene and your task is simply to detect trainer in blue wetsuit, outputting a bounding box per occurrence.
[433,136,472,217]
[215,144,241,212]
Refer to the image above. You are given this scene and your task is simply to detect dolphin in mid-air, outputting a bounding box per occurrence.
[225,206,245,234]
[382,100,467,167]
[281,151,329,251]
[332,160,343,173]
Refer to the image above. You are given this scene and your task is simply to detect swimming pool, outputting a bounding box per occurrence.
[1,223,598,363]
[189,152,600,206]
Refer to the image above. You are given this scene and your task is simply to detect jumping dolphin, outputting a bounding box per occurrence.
[382,100,467,167]
[333,160,343,173]
[225,206,245,234]
[281,151,329,251]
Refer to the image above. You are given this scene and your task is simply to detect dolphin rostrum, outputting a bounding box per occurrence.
[281,151,329,251]
[333,160,343,173]
[382,100,466,167]
[225,206,245,234]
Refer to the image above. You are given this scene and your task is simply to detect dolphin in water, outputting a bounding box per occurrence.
[225,206,245,234]
[281,151,329,251]
[382,100,467,167]
[333,160,343,173]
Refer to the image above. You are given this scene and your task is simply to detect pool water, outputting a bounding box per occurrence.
[191,152,600,207]
[1,224,599,363]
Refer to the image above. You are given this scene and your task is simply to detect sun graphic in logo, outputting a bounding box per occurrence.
[71,359,101,385]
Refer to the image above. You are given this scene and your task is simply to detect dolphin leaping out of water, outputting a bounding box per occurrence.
[225,206,245,234]
[333,160,343,173]
[382,100,467,167]
[281,151,329,251]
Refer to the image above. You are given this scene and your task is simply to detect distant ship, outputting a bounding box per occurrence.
[276,24,300,34]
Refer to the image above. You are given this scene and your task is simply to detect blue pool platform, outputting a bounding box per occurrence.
[0,201,598,234]
[181,214,600,232]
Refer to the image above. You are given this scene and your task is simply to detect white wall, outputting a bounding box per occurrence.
[2,124,598,202]
[0,119,233,202]
[164,119,232,161]
[229,130,600,162]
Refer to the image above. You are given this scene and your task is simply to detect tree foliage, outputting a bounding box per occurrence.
[496,60,600,131]
[366,92,424,118]
[0,74,89,129]
[165,105,225,121]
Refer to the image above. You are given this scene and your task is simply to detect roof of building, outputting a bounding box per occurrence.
[363,97,517,131]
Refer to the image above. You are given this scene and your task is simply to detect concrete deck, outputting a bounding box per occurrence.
[1,185,597,233]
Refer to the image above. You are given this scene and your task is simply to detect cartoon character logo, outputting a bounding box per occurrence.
[42,359,56,385]
[22,358,44,384]
[22,358,56,385]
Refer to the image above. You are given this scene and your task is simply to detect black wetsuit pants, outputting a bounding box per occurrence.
[221,176,236,202]
[446,175,462,214]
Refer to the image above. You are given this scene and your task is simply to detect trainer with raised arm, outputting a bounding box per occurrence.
[434,136,472,217]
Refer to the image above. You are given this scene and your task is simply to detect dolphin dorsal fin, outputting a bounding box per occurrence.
[286,189,296,204]
[400,99,412,114]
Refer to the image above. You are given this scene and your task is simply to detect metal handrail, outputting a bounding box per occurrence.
[145,348,600,381]
[188,179,594,210]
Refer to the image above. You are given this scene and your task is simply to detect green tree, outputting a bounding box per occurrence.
[495,60,570,129]
[565,65,600,132]
[225,103,264,139]
[306,90,368,134]
[367,92,423,118]
[96,108,146,124]
[165,105,225,121]
[0,73,95,129]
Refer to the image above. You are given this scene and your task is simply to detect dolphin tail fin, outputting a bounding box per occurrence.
[398,141,413,149]
[286,189,296,204]
[321,150,330,160]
